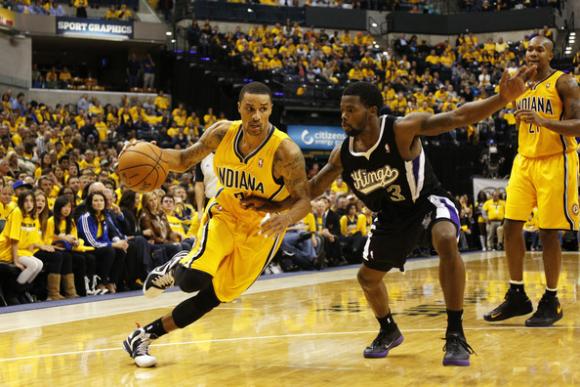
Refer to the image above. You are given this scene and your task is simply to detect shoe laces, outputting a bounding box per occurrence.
[134,331,152,356]
[152,274,174,288]
[442,335,476,355]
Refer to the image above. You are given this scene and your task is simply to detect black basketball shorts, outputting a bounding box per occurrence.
[362,194,461,272]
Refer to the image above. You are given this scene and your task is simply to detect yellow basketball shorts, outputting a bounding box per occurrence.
[505,152,579,230]
[179,201,284,302]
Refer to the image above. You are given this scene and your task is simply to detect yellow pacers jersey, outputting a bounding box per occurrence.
[515,70,576,158]
[213,121,289,224]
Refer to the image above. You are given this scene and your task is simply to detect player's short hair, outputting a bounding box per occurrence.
[239,81,272,102]
[529,35,554,51]
[343,82,383,112]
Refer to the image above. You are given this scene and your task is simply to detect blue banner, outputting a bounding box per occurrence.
[56,17,133,39]
[287,125,346,151]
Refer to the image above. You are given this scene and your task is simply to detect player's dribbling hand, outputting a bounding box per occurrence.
[499,65,537,102]
[260,213,292,237]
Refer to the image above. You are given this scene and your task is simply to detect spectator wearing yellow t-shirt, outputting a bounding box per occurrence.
[339,203,367,263]
[331,177,349,194]
[482,190,505,250]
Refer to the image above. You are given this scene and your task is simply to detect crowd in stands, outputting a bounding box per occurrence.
[187,21,563,154]
[220,0,560,12]
[0,0,135,19]
[32,54,157,92]
[32,65,103,91]
[459,0,562,12]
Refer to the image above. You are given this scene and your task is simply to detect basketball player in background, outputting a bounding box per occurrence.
[245,72,533,366]
[485,35,580,326]
[122,82,311,367]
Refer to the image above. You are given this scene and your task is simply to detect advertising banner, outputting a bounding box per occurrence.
[56,17,133,39]
[287,125,346,151]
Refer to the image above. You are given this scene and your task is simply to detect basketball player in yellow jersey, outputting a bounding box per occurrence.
[485,35,580,327]
[123,82,311,367]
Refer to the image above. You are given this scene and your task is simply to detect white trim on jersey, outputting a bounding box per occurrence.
[427,195,460,241]
[404,149,425,202]
[348,115,386,160]
[362,222,375,261]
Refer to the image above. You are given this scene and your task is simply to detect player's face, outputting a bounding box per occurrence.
[340,95,369,137]
[525,38,552,70]
[238,93,272,137]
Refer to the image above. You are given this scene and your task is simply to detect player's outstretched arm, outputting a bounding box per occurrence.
[309,145,343,198]
[162,121,230,173]
[396,66,536,138]
[516,74,580,135]
[260,139,311,236]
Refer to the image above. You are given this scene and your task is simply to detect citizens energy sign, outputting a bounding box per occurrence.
[287,125,346,151]
[56,17,133,40]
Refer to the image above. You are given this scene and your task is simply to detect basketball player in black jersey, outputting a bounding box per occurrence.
[244,68,534,366]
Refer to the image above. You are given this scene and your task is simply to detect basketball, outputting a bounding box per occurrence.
[116,142,169,192]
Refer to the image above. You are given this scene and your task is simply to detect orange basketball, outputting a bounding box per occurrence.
[116,142,169,192]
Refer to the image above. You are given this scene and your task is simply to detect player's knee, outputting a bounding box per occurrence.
[357,269,378,289]
[433,231,458,255]
[539,229,559,241]
[174,266,213,293]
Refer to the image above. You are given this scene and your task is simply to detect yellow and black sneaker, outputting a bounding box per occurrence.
[484,288,533,322]
[525,294,563,327]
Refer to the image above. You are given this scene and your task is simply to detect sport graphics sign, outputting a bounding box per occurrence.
[287,125,346,151]
[56,17,133,39]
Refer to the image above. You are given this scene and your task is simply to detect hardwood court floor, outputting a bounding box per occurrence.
[0,252,578,386]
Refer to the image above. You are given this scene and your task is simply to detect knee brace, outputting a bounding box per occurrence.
[174,265,213,293]
[172,285,221,328]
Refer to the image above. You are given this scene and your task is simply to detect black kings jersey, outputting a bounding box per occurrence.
[340,115,442,212]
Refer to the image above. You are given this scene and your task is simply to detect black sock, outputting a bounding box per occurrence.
[509,282,525,293]
[446,309,464,336]
[143,318,167,339]
[544,289,557,299]
[377,313,396,332]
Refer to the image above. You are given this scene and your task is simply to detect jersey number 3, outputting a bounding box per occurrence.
[387,184,405,201]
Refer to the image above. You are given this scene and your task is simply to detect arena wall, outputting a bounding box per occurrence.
[0,34,32,89]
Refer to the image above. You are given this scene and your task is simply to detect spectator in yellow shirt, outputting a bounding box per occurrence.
[154,91,170,111]
[482,190,506,250]
[203,107,217,127]
[331,177,349,194]
[339,203,367,263]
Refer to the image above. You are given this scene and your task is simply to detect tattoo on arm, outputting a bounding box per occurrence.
[275,140,310,223]
[178,121,228,171]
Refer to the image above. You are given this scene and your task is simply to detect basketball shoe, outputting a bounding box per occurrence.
[483,288,533,322]
[525,294,563,327]
[123,328,157,368]
[143,251,188,298]
[442,333,474,366]
[363,326,404,358]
